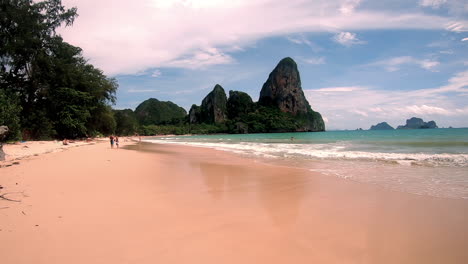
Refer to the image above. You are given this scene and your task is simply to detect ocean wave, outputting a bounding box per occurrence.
[144,139,468,167]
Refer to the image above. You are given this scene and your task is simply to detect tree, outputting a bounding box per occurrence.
[0,89,21,141]
[114,109,138,136]
[1,1,118,139]
[135,98,187,126]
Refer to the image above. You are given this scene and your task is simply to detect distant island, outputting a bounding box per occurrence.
[397,117,438,129]
[369,122,394,130]
[368,118,438,131]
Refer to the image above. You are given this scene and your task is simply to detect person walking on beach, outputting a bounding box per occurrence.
[110,135,114,148]
[115,136,119,148]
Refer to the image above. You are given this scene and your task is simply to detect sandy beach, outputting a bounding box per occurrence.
[1,140,467,263]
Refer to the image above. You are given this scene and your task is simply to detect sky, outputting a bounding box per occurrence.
[58,0,468,130]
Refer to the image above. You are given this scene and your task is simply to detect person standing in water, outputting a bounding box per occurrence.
[110,135,114,148]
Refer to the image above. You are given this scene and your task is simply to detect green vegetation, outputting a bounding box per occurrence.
[227,105,299,133]
[0,90,22,141]
[227,90,255,120]
[135,98,187,126]
[114,109,138,136]
[114,90,321,136]
[0,2,324,140]
[0,0,116,140]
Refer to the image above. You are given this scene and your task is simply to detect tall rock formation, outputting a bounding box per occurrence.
[199,84,228,124]
[259,57,325,131]
[188,104,201,124]
[397,117,438,129]
[369,122,394,130]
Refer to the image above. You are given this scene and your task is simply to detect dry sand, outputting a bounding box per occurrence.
[1,140,467,263]
[1,139,97,164]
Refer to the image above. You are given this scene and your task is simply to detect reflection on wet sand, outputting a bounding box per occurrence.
[196,161,309,229]
[116,142,468,263]
[256,171,309,229]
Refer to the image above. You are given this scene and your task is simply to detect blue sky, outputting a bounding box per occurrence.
[59,0,468,129]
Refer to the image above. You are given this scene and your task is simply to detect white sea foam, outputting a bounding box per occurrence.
[144,138,468,199]
[145,139,468,167]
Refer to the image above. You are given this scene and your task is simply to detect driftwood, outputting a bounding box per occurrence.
[0,192,22,202]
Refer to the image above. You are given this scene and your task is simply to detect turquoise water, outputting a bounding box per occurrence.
[146,128,468,199]
[149,128,468,165]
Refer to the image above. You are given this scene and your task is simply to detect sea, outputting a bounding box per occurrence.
[145,128,468,199]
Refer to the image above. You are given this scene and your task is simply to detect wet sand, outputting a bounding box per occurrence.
[1,141,467,263]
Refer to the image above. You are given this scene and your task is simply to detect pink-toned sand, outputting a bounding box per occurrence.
[1,140,95,164]
[1,140,467,264]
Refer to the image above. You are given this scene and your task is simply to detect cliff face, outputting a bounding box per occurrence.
[199,84,228,124]
[258,57,325,131]
[370,122,394,130]
[425,121,438,129]
[188,104,201,124]
[397,117,438,129]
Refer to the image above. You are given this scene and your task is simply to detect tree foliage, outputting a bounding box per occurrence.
[114,109,138,136]
[0,0,117,139]
[227,90,255,120]
[0,89,21,141]
[135,98,187,126]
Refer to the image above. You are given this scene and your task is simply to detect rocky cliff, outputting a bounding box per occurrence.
[199,84,228,124]
[258,57,325,131]
[188,104,201,124]
[397,117,438,129]
[370,122,394,130]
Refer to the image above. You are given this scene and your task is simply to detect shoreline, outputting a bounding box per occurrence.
[1,140,467,263]
[142,137,468,200]
[0,136,144,167]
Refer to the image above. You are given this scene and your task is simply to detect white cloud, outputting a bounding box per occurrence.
[167,48,234,69]
[314,86,367,92]
[419,0,447,8]
[286,34,323,52]
[339,0,362,14]
[416,70,468,94]
[401,105,451,116]
[462,38,468,41]
[439,50,454,54]
[302,57,326,65]
[420,0,468,15]
[151,69,162,78]
[287,35,313,46]
[333,32,366,46]
[455,107,468,114]
[420,59,440,71]
[370,56,440,72]
[127,89,160,93]
[352,109,368,117]
[304,70,468,129]
[58,0,467,75]
[446,22,468,32]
